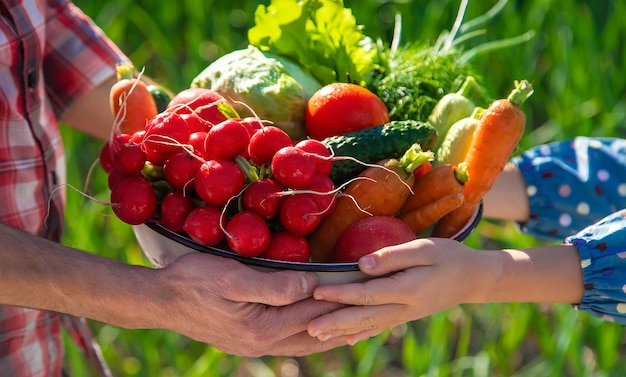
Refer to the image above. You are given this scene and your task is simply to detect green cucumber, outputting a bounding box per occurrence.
[147,84,172,113]
[323,120,438,185]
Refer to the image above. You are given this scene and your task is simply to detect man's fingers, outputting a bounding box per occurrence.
[256,298,346,338]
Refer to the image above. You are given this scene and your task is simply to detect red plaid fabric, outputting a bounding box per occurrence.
[1,1,127,375]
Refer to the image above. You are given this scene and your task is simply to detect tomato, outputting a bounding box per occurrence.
[305,83,390,140]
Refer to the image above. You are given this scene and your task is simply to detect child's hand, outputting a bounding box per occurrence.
[307,238,498,344]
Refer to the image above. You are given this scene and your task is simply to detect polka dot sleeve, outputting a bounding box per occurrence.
[512,137,626,240]
[566,210,626,324]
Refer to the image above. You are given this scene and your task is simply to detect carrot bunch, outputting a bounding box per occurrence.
[433,80,533,238]
[398,163,468,235]
[307,144,433,262]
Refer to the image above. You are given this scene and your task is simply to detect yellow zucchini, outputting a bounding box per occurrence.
[436,107,484,166]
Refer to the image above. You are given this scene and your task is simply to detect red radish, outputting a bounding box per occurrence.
[195,159,245,206]
[303,175,337,217]
[144,146,168,166]
[115,143,146,175]
[107,167,129,191]
[101,133,132,172]
[294,139,332,176]
[271,146,316,189]
[183,205,225,246]
[181,112,209,134]
[130,130,146,145]
[159,191,196,232]
[332,216,416,263]
[240,117,264,138]
[99,142,115,173]
[167,88,229,125]
[248,126,293,166]
[143,112,190,155]
[259,231,310,263]
[163,151,202,191]
[225,211,271,257]
[241,178,285,220]
[279,194,322,236]
[204,118,250,160]
[110,175,157,225]
[188,131,209,158]
[109,133,132,155]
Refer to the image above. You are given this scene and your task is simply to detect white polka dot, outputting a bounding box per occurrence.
[597,169,610,182]
[623,284,626,294]
[601,314,616,323]
[558,184,571,197]
[539,145,551,156]
[589,139,603,149]
[577,202,590,215]
[527,185,537,196]
[617,303,626,314]
[618,184,626,196]
[559,213,572,227]
[618,251,626,259]
[581,259,591,268]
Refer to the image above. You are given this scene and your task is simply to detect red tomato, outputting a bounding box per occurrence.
[305,83,389,140]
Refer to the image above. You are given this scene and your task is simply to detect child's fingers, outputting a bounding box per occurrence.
[357,238,444,275]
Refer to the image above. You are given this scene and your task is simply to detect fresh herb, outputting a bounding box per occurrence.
[370,0,534,122]
[368,44,478,123]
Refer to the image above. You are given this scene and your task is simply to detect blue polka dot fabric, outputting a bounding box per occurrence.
[512,137,626,322]
[513,137,626,240]
[567,211,626,324]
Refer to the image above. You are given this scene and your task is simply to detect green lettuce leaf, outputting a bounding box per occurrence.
[248,0,383,86]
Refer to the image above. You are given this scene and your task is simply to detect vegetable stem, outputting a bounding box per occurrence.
[507,80,534,107]
[399,143,435,174]
[454,162,470,184]
[442,0,470,51]
[457,76,488,107]
[115,62,134,81]
[459,30,536,64]
[459,0,510,34]
[234,155,260,183]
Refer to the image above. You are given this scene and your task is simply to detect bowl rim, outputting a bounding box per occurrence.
[144,221,362,272]
[144,202,483,273]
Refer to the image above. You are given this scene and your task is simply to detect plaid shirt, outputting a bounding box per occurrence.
[1,1,127,375]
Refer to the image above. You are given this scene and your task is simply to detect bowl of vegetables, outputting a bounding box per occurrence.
[105,0,532,284]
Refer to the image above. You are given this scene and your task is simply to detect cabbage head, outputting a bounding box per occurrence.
[191,45,321,140]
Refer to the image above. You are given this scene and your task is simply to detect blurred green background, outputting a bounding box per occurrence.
[60,0,626,376]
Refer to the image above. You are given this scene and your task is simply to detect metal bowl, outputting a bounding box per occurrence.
[133,203,482,284]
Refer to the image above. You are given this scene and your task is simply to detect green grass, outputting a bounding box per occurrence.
[62,0,626,376]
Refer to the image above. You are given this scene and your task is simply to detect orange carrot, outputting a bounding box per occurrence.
[398,191,464,235]
[308,144,432,262]
[433,80,533,238]
[400,163,468,215]
[109,63,158,135]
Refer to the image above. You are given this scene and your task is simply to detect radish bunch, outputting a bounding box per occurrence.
[101,88,337,263]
